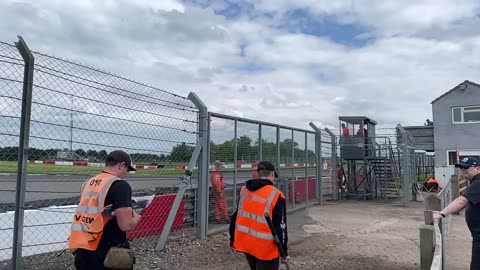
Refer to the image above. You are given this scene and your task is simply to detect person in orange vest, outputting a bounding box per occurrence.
[68,150,141,270]
[229,161,290,270]
[425,177,440,193]
[211,160,229,223]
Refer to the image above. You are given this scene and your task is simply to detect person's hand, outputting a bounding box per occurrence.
[432,211,442,219]
[281,256,291,264]
[133,210,141,224]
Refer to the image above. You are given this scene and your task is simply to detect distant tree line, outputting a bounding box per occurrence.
[0,135,315,164]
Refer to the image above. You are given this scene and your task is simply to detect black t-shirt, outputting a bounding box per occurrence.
[463,174,480,237]
[78,178,133,258]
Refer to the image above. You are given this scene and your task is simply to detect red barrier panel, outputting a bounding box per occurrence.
[127,194,185,239]
[135,165,145,169]
[73,161,88,166]
[287,177,317,203]
[43,160,55,165]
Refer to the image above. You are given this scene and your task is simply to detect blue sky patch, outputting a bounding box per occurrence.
[279,9,373,47]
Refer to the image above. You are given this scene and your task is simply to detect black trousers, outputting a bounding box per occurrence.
[74,249,108,270]
[472,237,480,270]
[74,248,133,270]
[245,253,280,270]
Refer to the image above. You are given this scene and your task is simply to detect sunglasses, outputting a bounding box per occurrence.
[461,166,479,170]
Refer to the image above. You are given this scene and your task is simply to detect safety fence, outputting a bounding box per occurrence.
[1,36,344,269]
[1,35,424,269]
[206,113,338,234]
[397,125,418,206]
[420,175,453,270]
[0,37,200,269]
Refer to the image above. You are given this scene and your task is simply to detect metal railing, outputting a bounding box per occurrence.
[420,176,452,270]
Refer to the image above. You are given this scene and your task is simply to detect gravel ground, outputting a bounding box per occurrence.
[133,232,417,270]
[3,201,427,270]
[9,232,416,270]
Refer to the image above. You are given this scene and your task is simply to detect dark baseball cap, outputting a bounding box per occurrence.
[257,161,278,178]
[106,150,136,171]
[455,157,480,169]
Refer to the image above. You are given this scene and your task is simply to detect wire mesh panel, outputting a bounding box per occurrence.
[290,130,307,209]
[236,120,259,184]
[277,128,294,209]
[0,43,200,268]
[261,125,277,163]
[0,41,25,268]
[306,132,318,204]
[208,116,235,231]
[206,115,323,235]
[321,132,334,199]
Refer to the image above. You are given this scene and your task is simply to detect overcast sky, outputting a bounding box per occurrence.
[1,0,480,132]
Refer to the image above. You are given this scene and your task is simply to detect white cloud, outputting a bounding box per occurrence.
[1,0,480,140]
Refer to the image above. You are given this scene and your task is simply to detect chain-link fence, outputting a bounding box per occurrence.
[397,125,417,206]
[0,40,26,270]
[1,35,425,269]
[206,113,333,234]
[0,37,201,269]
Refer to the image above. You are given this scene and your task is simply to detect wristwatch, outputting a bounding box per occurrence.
[440,213,446,218]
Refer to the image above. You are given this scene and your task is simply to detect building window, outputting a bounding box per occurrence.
[452,106,480,123]
[447,150,480,166]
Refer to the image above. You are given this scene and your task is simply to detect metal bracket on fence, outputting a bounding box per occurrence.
[12,35,34,270]
[309,122,323,205]
[155,92,208,251]
[155,141,202,251]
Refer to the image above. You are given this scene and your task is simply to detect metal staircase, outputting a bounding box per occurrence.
[368,139,401,199]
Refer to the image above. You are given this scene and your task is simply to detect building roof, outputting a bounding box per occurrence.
[338,116,377,125]
[431,80,480,104]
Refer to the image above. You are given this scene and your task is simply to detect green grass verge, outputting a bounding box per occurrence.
[417,173,434,182]
[0,161,187,176]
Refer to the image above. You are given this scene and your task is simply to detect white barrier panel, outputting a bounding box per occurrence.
[0,206,76,260]
[88,163,105,168]
[55,161,74,166]
[240,164,252,169]
[34,160,43,164]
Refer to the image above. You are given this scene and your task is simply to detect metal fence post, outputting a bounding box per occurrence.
[399,126,410,207]
[276,126,282,197]
[233,119,238,207]
[325,128,337,200]
[309,123,323,205]
[12,36,34,270]
[258,123,263,161]
[304,132,309,206]
[188,92,209,240]
[291,129,295,208]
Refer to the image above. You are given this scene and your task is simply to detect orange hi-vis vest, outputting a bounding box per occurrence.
[234,185,285,260]
[68,172,120,251]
